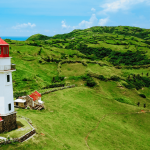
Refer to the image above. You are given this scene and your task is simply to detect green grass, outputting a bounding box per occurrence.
[60,63,86,77]
[87,63,122,78]
[1,87,150,150]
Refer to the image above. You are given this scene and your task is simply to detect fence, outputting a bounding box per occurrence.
[0,64,16,71]
[41,85,76,95]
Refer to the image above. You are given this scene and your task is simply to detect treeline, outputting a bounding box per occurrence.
[65,41,150,65]
[124,74,150,90]
[109,50,150,65]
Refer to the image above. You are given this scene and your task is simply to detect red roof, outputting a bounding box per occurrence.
[0,117,3,121]
[0,38,9,45]
[29,91,41,101]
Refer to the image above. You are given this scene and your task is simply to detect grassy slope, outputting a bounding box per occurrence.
[2,86,150,150]
[1,26,150,149]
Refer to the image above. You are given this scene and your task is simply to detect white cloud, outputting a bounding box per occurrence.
[61,20,70,29]
[98,17,109,26]
[91,8,96,12]
[12,22,36,29]
[76,14,98,28]
[98,0,148,15]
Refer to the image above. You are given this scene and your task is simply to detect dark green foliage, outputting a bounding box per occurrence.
[109,75,120,81]
[124,75,150,90]
[139,94,146,98]
[52,76,65,83]
[115,98,135,105]
[4,39,11,42]
[99,75,106,81]
[14,91,27,99]
[22,77,32,81]
[109,50,150,66]
[68,74,96,87]
[38,48,42,55]
[86,78,96,87]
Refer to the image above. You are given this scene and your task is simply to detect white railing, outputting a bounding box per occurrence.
[0,64,16,71]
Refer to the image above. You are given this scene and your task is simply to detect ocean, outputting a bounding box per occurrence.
[0,37,29,41]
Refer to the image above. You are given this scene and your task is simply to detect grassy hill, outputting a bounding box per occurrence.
[26,34,51,41]
[1,25,150,149]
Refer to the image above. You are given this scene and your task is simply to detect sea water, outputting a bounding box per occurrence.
[1,37,29,41]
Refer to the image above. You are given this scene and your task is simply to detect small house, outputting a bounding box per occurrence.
[14,91,44,110]
[14,99,26,108]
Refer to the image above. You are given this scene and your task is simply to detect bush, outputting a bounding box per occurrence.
[124,75,150,90]
[139,94,146,98]
[86,78,96,87]
[99,75,106,81]
[115,98,135,105]
[109,75,120,81]
[52,76,65,83]
[14,91,27,99]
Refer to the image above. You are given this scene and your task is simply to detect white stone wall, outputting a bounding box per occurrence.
[0,58,15,115]
[0,57,11,65]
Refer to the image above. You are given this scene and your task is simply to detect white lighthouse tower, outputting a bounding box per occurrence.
[0,38,17,133]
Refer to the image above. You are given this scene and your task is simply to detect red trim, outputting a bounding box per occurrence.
[0,117,3,121]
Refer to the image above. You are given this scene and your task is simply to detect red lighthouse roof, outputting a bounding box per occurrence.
[0,38,9,45]
[29,91,41,101]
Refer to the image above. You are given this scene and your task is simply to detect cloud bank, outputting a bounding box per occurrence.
[12,22,36,29]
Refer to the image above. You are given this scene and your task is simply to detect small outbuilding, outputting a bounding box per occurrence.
[14,99,26,108]
[14,91,44,110]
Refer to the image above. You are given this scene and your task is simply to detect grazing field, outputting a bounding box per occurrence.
[1,87,150,150]
[60,63,86,76]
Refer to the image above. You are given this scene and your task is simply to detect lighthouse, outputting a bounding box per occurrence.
[0,38,17,133]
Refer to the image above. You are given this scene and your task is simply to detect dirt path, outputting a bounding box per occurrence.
[85,110,150,150]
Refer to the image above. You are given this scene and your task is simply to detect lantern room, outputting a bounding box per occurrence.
[0,37,9,57]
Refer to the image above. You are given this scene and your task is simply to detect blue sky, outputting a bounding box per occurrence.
[0,0,150,37]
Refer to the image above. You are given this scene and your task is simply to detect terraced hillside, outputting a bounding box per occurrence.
[1,26,150,149]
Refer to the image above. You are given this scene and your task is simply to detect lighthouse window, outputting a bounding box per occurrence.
[7,75,10,82]
[0,47,1,55]
[7,47,8,54]
[8,103,11,111]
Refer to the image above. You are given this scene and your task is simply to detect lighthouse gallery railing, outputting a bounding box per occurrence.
[0,64,16,71]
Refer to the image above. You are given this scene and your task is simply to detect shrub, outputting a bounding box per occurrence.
[139,94,146,98]
[52,76,65,83]
[99,75,106,81]
[86,78,96,87]
[109,75,120,81]
[115,98,135,105]
[14,91,27,99]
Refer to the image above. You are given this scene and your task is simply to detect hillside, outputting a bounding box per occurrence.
[1,25,150,149]
[26,34,51,41]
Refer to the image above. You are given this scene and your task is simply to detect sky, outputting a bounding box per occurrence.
[0,0,150,37]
